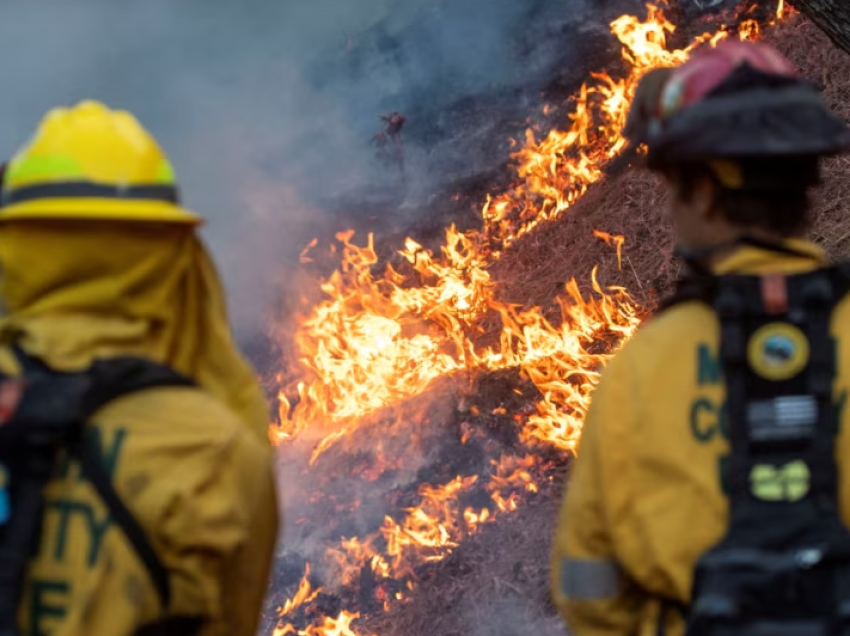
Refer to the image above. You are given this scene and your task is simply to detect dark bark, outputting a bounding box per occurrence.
[788,0,850,56]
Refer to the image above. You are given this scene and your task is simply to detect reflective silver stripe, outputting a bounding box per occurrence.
[560,556,622,600]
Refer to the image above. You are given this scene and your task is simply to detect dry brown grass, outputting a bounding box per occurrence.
[493,15,850,317]
[774,18,850,258]
[491,169,678,313]
[361,15,850,636]
[364,472,570,636]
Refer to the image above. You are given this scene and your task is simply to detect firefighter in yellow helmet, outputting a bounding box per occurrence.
[552,41,850,636]
[0,101,278,636]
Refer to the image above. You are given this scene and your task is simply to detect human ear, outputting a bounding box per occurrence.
[693,176,718,220]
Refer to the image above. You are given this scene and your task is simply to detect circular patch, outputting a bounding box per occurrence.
[747,322,810,381]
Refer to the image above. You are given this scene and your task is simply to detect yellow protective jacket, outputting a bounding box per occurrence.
[0,221,279,636]
[551,239,850,636]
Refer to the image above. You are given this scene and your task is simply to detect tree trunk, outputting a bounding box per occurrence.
[788,0,850,56]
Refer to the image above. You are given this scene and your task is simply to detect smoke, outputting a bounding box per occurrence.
[0,0,588,341]
[466,595,568,636]
[273,383,462,567]
[305,0,591,206]
[0,0,390,338]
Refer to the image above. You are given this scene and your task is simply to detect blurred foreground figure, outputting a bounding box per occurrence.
[552,40,850,636]
[0,101,278,636]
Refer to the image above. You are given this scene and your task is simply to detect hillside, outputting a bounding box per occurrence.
[368,13,850,636]
[385,13,850,636]
[264,9,850,636]
[494,15,850,314]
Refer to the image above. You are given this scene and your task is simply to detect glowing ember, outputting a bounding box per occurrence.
[270,2,790,635]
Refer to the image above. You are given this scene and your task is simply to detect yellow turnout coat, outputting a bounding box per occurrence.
[552,239,850,636]
[1,221,279,636]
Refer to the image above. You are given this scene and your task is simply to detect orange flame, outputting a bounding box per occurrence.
[273,2,765,454]
[284,565,319,614]
[285,612,373,636]
[593,230,626,270]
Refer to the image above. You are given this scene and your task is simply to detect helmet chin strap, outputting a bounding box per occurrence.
[675,234,817,275]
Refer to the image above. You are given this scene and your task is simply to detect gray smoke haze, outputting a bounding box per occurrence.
[0,0,410,338]
[274,385,463,570]
[467,595,567,636]
[0,0,585,341]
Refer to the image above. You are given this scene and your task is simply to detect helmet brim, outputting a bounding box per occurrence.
[0,197,203,225]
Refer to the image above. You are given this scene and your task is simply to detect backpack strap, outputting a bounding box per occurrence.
[0,350,195,634]
[657,273,717,313]
[718,266,850,502]
[656,265,850,635]
[801,273,841,505]
[0,433,55,636]
[714,275,762,501]
[80,437,173,605]
[74,356,196,608]
[657,238,837,316]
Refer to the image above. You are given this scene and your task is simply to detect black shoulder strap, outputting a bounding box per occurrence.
[713,275,758,500]
[78,356,196,609]
[79,441,173,606]
[657,258,850,314]
[657,239,844,316]
[12,348,196,610]
[656,273,717,314]
[12,347,196,415]
[81,356,197,419]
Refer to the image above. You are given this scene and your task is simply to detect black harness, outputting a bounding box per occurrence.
[0,349,200,636]
[658,258,850,636]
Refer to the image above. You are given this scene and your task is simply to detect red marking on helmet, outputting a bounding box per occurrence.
[662,41,798,115]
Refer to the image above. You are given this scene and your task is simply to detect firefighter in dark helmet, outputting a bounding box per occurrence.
[552,40,850,636]
[0,101,278,636]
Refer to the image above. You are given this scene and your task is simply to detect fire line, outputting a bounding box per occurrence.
[270,3,792,635]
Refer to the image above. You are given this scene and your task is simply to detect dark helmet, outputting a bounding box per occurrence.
[623,40,850,189]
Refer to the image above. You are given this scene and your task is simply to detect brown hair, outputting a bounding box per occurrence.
[668,159,814,237]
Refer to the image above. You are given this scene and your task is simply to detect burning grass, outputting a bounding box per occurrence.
[263,3,850,636]
[493,13,850,324]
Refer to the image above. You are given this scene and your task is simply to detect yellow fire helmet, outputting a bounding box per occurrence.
[0,100,201,224]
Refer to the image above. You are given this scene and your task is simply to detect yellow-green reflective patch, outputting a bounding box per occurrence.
[5,154,85,187]
[156,160,176,184]
[750,460,810,501]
